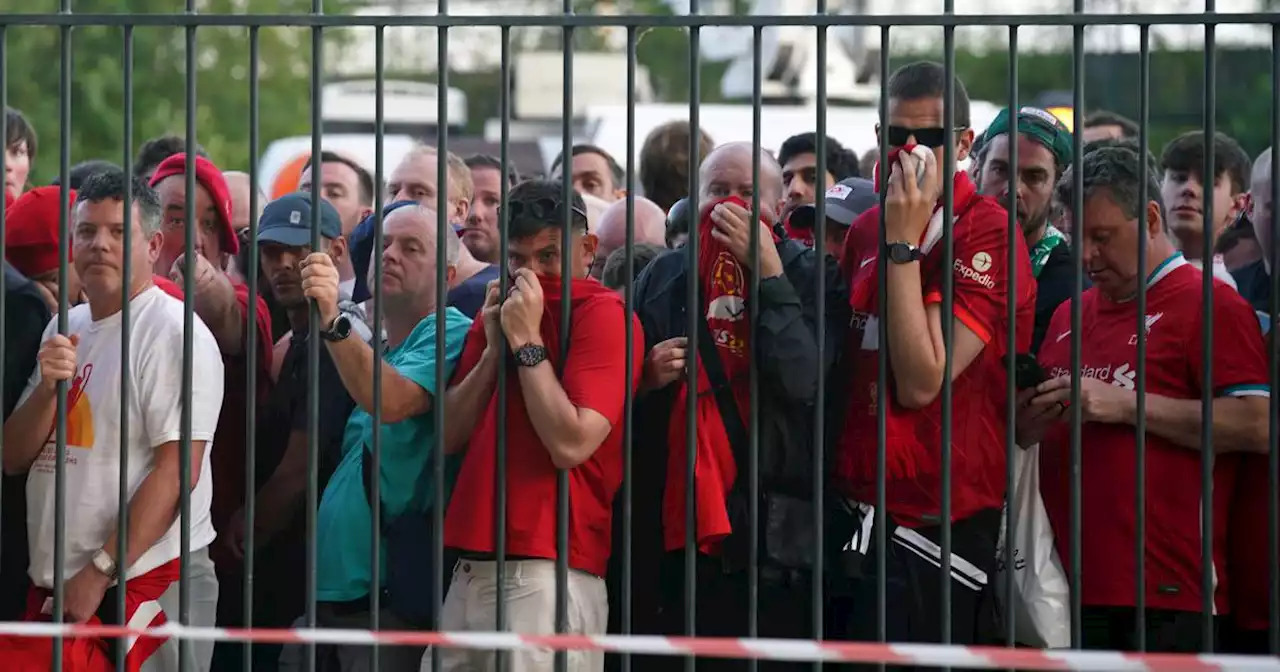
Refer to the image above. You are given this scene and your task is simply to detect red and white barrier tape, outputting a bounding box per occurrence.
[0,622,1275,670]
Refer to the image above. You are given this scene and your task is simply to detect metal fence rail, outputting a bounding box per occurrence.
[0,4,1274,672]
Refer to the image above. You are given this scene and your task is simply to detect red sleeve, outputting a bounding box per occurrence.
[449,318,488,386]
[841,206,881,281]
[153,275,185,301]
[233,282,274,374]
[923,205,1015,345]
[1190,282,1270,398]
[562,295,645,426]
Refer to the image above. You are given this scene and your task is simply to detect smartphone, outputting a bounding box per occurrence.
[1013,353,1047,390]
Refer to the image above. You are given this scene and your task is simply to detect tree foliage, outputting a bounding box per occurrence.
[3,0,356,184]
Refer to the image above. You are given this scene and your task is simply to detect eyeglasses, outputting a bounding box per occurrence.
[887,125,969,149]
[502,196,588,226]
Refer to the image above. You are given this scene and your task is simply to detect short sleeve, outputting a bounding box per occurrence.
[1191,282,1270,399]
[234,283,275,375]
[139,315,226,447]
[841,207,880,282]
[448,317,488,387]
[392,312,471,398]
[924,208,1011,344]
[562,295,645,426]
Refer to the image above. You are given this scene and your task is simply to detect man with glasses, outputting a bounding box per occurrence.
[831,61,1036,649]
[433,180,643,672]
[975,106,1079,352]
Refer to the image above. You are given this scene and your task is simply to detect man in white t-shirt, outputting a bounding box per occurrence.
[0,168,224,672]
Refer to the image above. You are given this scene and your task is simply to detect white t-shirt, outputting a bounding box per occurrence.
[21,286,224,587]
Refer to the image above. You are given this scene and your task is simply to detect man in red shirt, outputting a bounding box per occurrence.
[832,61,1036,647]
[146,154,273,662]
[432,179,643,672]
[1018,145,1270,651]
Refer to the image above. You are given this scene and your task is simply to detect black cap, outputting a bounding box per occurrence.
[788,177,877,230]
[258,192,342,247]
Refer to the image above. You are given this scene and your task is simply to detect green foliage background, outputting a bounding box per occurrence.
[1,0,1274,186]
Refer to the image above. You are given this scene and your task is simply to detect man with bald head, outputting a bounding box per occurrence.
[1227,148,1276,656]
[1231,148,1274,317]
[627,140,845,653]
[589,196,668,280]
[279,202,471,670]
[223,171,263,234]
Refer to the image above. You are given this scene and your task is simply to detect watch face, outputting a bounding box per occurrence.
[516,345,548,367]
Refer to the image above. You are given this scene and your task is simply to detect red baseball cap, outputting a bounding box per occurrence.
[5,186,76,279]
[148,154,240,255]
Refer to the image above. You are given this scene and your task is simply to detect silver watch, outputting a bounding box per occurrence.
[91,549,118,580]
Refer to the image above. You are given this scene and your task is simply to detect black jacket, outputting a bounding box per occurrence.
[1,261,51,620]
[628,238,848,572]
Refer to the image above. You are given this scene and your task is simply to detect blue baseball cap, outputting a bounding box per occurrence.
[258,192,342,247]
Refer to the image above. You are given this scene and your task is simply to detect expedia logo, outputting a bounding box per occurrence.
[953,257,996,290]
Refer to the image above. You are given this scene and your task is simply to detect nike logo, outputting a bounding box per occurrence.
[1055,329,1072,343]
[860,257,875,268]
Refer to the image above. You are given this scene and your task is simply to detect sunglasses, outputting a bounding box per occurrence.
[886,125,968,149]
[502,196,589,226]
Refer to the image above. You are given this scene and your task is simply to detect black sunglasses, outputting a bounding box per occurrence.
[502,196,588,225]
[887,125,968,149]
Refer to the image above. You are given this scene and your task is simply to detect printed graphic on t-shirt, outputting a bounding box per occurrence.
[32,362,96,475]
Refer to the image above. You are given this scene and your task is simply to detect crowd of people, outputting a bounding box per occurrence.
[0,57,1273,672]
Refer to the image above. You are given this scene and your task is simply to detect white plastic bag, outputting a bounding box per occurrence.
[994,444,1072,649]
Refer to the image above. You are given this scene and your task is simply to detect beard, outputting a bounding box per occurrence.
[1019,203,1052,240]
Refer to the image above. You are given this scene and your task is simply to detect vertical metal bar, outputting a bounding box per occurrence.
[874,26,890,661]
[940,0,957,649]
[307,3,325,669]
[52,1,73,666]
[243,25,262,671]
[495,21,511,672]
[368,22,386,672]
[1269,23,1280,656]
[0,24,7,587]
[1001,25,1018,651]
[620,23,637,672]
[1199,3,1217,651]
[1134,24,1150,654]
[116,23,135,672]
[557,3,574,672]
[747,22,762,672]
[683,3,702,669]
[811,5,827,664]
[180,0,198,664]
[434,1,451,668]
[1068,0,1085,647]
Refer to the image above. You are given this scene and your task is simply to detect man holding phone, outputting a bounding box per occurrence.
[1017,146,1270,652]
[832,61,1037,648]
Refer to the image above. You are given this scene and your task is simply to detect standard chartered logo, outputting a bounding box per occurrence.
[953,253,996,290]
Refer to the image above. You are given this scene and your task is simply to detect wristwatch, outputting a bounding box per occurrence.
[91,549,118,580]
[886,241,924,265]
[320,314,353,342]
[513,343,549,368]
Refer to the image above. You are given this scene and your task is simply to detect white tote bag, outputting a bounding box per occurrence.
[994,444,1072,649]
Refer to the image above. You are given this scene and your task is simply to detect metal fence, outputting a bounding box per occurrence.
[0,2,1278,671]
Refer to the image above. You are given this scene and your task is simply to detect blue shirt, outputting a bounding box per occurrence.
[315,307,472,602]
[447,264,501,320]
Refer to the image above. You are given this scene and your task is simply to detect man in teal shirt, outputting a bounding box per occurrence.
[284,203,472,672]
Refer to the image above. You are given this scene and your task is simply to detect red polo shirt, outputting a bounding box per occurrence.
[443,286,644,577]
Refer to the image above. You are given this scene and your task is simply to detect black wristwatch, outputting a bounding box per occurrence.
[320,314,353,342]
[886,241,924,265]
[513,343,549,367]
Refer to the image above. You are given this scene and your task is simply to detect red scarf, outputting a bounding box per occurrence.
[839,159,979,481]
[662,196,778,552]
[529,273,614,366]
[0,558,181,672]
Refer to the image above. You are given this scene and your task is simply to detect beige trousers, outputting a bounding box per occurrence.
[421,559,608,672]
